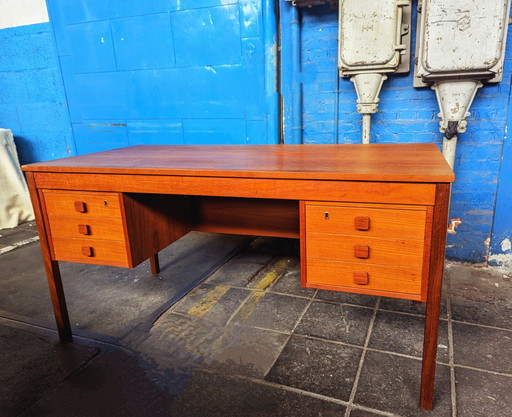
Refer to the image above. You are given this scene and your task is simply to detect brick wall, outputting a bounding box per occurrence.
[284,4,512,263]
[0,23,74,164]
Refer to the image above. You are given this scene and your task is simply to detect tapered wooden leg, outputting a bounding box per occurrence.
[420,290,442,409]
[149,253,160,275]
[419,183,450,410]
[25,172,72,342]
[44,260,72,341]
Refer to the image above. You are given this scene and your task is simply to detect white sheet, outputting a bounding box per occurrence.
[0,129,35,229]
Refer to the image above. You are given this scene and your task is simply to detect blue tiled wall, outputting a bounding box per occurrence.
[0,23,74,164]
[279,4,512,263]
[45,0,274,154]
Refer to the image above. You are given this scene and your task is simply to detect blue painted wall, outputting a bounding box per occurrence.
[1,0,511,264]
[0,22,74,164]
[45,0,276,153]
[490,97,512,267]
[279,3,512,264]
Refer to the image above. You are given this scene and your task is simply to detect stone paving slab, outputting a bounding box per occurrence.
[368,310,450,363]
[354,351,452,417]
[2,227,512,417]
[170,370,347,417]
[266,335,363,401]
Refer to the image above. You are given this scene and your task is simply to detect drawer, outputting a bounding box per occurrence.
[306,233,424,268]
[47,216,125,240]
[306,258,421,296]
[305,205,426,239]
[52,237,129,267]
[43,190,122,218]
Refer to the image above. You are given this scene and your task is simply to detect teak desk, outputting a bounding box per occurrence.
[23,143,454,410]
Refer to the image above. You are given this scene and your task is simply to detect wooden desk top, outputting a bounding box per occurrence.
[23,143,454,183]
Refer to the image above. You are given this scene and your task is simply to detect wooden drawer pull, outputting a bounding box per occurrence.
[74,201,86,213]
[354,244,370,259]
[81,246,93,257]
[354,271,369,285]
[78,224,90,235]
[355,216,370,231]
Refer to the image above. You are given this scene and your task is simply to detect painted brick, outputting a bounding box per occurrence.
[290,4,512,262]
[36,131,74,161]
[0,31,54,71]
[24,69,60,103]
[0,105,20,131]
[0,22,73,163]
[0,71,30,103]
[16,103,70,133]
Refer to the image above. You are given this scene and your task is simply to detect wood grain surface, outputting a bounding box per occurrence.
[23,144,455,183]
[33,172,437,205]
[305,204,427,239]
[306,258,422,296]
[306,233,425,268]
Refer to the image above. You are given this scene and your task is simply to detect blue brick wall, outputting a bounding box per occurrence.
[280,4,512,263]
[0,23,74,164]
[489,91,512,267]
[45,0,275,153]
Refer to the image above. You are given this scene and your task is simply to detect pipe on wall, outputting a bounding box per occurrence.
[290,5,302,144]
[278,1,302,144]
[264,0,279,144]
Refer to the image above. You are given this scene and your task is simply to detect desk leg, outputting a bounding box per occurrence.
[420,183,450,410]
[149,253,160,275]
[44,260,72,342]
[26,173,72,342]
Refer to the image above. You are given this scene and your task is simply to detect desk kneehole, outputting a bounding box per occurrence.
[302,202,429,301]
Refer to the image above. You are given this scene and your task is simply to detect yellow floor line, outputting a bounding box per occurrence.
[235,290,266,323]
[187,285,230,318]
[253,258,290,290]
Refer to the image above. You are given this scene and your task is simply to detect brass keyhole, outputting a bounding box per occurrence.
[324,212,329,220]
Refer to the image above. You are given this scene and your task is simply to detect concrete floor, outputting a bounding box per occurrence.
[0,223,511,417]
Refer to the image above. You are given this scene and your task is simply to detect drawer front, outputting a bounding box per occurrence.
[306,233,424,268]
[52,237,129,266]
[47,216,125,240]
[306,258,422,296]
[306,205,426,239]
[43,191,122,218]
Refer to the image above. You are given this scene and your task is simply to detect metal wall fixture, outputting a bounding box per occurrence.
[415,0,511,168]
[338,0,412,143]
[285,0,337,8]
